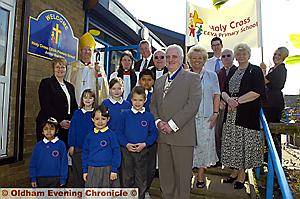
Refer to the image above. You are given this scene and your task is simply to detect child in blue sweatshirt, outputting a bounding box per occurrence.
[118,86,158,199]
[82,104,121,188]
[127,69,155,112]
[102,77,131,131]
[68,89,95,187]
[29,117,68,188]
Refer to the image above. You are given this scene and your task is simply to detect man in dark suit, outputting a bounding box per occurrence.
[134,40,154,72]
[149,49,168,79]
[151,44,201,199]
[215,49,237,160]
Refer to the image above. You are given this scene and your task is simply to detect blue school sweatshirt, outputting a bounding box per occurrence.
[102,98,131,131]
[117,108,158,147]
[126,90,153,112]
[29,137,68,184]
[82,128,121,173]
[68,109,93,148]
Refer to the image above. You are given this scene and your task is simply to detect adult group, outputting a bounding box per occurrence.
[35,33,288,199]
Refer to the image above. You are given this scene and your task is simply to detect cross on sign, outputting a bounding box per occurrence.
[52,24,61,44]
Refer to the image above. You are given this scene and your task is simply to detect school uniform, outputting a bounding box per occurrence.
[82,127,121,188]
[29,137,68,187]
[126,88,153,112]
[68,108,94,187]
[102,98,131,131]
[117,107,158,199]
[126,88,157,189]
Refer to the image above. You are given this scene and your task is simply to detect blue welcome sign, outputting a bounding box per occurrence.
[28,10,78,62]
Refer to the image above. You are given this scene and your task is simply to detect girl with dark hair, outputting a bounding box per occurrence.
[82,104,121,187]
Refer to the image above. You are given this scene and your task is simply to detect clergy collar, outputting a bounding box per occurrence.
[109,97,124,104]
[94,127,109,133]
[156,67,166,71]
[81,108,94,114]
[43,136,59,144]
[131,107,145,114]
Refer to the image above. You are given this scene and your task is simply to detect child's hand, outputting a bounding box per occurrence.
[135,143,146,152]
[68,146,74,156]
[126,143,137,152]
[110,172,118,181]
[83,173,88,182]
[31,181,37,188]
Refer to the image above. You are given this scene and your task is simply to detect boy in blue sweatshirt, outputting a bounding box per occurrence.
[127,69,155,112]
[82,104,121,188]
[118,86,158,199]
[29,117,68,188]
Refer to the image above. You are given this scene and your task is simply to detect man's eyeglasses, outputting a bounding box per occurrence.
[211,43,221,47]
[221,54,231,58]
[154,56,165,59]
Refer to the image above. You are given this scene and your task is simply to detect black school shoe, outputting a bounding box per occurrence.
[233,181,244,189]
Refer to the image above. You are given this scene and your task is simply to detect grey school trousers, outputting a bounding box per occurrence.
[121,147,148,199]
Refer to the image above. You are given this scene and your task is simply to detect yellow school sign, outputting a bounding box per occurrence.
[186,0,261,49]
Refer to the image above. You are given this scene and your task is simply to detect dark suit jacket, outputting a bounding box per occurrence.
[134,56,154,72]
[149,66,168,79]
[150,67,201,146]
[217,65,237,92]
[264,63,287,109]
[224,63,265,130]
[36,75,78,141]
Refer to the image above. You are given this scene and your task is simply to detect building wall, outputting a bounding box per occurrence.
[0,0,84,187]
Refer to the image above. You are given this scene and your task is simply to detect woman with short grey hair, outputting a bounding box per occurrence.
[221,43,265,189]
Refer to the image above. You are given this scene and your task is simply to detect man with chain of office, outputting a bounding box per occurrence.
[66,32,109,105]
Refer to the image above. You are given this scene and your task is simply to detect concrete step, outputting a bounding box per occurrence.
[149,170,252,199]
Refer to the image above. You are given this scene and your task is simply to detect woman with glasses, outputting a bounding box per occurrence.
[188,45,220,188]
[221,43,265,189]
[36,57,78,144]
[260,47,289,163]
[149,49,168,79]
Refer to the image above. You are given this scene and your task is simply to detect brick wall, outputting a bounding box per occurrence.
[0,0,84,187]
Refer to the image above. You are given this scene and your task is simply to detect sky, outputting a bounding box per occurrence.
[118,0,300,95]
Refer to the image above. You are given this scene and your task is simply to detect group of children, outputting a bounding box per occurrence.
[29,69,158,198]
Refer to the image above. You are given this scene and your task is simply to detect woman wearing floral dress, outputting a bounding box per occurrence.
[188,45,220,188]
[221,43,265,189]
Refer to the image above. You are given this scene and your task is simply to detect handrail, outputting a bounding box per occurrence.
[259,108,293,199]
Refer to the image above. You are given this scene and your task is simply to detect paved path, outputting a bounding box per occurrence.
[149,167,251,199]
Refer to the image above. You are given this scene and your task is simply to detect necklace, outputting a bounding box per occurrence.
[82,66,90,86]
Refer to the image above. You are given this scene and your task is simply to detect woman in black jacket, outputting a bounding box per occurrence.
[260,46,289,162]
[221,43,265,189]
[36,58,78,144]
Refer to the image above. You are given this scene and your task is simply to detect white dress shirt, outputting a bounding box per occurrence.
[204,56,224,72]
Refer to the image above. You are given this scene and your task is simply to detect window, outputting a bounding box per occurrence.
[0,0,15,157]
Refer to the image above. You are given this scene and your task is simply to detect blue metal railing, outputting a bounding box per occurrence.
[259,108,293,199]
